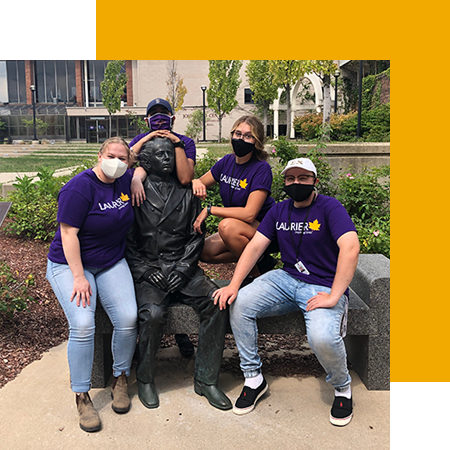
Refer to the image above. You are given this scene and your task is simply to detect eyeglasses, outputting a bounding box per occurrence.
[233,131,255,142]
[284,175,316,184]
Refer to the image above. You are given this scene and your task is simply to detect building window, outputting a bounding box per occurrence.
[86,60,109,107]
[0,61,7,103]
[34,60,77,104]
[244,88,254,104]
[5,61,26,103]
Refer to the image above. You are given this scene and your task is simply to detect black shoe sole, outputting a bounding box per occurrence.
[79,422,102,433]
[111,393,131,414]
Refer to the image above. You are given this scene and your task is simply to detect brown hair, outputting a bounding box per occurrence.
[230,115,268,161]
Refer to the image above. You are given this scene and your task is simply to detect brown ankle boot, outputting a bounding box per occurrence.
[76,392,101,432]
[111,372,130,414]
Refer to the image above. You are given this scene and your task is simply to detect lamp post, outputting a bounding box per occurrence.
[334,70,340,113]
[30,85,37,141]
[201,85,207,141]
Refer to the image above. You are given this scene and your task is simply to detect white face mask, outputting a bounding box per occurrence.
[101,158,128,179]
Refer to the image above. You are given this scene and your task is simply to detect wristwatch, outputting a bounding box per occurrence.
[207,204,212,216]
[174,140,185,149]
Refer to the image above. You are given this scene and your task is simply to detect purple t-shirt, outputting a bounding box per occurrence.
[257,195,357,292]
[210,154,275,222]
[48,169,135,268]
[130,131,196,164]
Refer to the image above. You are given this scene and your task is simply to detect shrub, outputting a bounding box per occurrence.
[0,262,35,319]
[293,113,323,140]
[333,104,390,142]
[355,215,390,258]
[194,152,223,234]
[4,167,66,241]
[335,165,390,223]
[293,104,389,143]
[270,136,299,166]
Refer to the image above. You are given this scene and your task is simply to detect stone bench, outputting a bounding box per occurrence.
[92,254,390,391]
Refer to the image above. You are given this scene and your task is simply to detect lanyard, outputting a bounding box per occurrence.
[228,160,247,206]
[288,194,316,262]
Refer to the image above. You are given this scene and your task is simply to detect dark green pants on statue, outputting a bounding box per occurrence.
[134,268,231,410]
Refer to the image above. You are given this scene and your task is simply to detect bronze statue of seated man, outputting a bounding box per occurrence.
[125,137,231,410]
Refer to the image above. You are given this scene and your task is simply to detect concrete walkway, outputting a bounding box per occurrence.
[0,342,389,450]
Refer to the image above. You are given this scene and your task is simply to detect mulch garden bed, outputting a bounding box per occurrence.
[0,220,323,389]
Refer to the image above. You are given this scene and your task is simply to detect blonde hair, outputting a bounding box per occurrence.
[99,136,131,161]
[230,115,268,161]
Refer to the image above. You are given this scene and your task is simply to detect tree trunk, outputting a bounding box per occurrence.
[285,84,291,139]
[322,74,331,140]
[218,114,222,142]
[263,104,268,137]
[109,114,112,138]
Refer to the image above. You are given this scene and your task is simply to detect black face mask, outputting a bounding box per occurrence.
[283,183,315,202]
[231,139,255,157]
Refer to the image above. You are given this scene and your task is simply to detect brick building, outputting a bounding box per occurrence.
[0,60,389,143]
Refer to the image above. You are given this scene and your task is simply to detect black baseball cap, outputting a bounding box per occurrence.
[146,98,173,116]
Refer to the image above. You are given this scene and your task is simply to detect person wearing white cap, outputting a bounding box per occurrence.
[212,157,360,426]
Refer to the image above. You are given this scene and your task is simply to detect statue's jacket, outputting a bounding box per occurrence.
[125,175,206,294]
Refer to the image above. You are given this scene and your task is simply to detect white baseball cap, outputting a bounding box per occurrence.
[281,158,317,177]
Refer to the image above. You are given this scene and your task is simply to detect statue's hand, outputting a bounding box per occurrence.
[147,270,169,291]
[166,271,188,293]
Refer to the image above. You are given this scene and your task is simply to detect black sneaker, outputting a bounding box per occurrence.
[233,378,268,415]
[330,396,353,426]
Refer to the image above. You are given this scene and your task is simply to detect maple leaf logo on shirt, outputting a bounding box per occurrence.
[120,193,130,202]
[239,178,248,189]
[309,219,321,231]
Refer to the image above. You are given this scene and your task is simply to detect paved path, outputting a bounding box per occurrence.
[0,342,389,450]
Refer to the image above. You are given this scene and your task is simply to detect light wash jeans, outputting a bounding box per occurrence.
[230,269,351,391]
[46,258,138,393]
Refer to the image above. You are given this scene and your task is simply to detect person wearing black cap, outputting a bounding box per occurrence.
[129,98,196,358]
[129,98,195,186]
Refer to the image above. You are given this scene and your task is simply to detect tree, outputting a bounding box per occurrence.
[246,60,279,136]
[100,60,128,138]
[301,60,339,140]
[21,118,49,137]
[165,60,187,113]
[268,60,304,138]
[207,60,243,141]
[184,109,204,142]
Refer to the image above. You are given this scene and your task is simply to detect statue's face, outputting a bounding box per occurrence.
[140,138,175,175]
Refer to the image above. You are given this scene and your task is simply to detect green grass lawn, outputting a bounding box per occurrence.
[32,150,98,154]
[0,155,96,172]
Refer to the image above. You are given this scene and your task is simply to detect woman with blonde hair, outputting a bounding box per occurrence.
[46,136,139,432]
[193,115,277,280]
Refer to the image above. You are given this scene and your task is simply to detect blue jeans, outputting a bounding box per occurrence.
[230,269,351,391]
[46,258,138,393]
